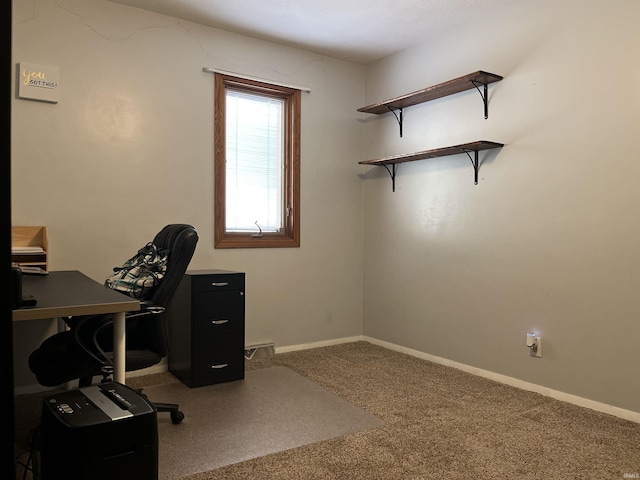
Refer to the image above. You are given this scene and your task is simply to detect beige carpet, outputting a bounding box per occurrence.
[144,366,383,479]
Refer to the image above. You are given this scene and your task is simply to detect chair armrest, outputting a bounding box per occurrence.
[72,303,166,368]
[127,301,164,319]
[72,314,115,366]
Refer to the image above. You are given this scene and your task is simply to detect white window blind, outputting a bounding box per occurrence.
[225,90,285,233]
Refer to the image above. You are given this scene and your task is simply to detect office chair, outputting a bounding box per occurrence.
[28,224,199,424]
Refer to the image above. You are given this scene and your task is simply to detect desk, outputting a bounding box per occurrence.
[12,270,140,384]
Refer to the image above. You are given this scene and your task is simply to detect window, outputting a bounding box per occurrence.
[214,73,301,248]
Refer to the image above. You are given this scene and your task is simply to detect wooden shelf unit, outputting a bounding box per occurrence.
[359,141,504,191]
[357,70,504,191]
[11,226,49,271]
[358,70,503,132]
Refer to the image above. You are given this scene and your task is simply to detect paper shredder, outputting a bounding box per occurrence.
[39,381,158,480]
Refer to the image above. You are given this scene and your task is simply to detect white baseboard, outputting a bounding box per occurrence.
[363,336,640,424]
[275,336,365,354]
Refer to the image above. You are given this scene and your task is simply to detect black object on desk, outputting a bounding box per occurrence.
[21,294,37,307]
[10,265,37,307]
[11,265,22,309]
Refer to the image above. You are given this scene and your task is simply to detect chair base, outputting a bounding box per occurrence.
[153,401,185,424]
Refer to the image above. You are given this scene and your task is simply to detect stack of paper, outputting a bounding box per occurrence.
[12,246,45,254]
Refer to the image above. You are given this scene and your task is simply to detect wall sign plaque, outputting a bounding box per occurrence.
[18,62,60,103]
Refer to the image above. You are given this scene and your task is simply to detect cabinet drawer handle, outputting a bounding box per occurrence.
[211,319,229,325]
[211,364,228,369]
[211,282,229,287]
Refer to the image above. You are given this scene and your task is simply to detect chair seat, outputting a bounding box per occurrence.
[123,349,163,371]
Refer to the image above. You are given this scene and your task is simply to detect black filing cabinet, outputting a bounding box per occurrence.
[167,269,245,387]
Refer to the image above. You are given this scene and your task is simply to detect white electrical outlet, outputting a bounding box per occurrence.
[530,336,542,357]
[526,332,542,357]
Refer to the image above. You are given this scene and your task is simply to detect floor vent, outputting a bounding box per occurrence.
[245,343,275,361]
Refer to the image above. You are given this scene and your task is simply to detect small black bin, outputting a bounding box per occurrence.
[40,381,158,480]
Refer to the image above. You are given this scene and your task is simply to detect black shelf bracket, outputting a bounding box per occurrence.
[386,106,404,137]
[470,80,490,119]
[382,164,398,192]
[462,148,480,185]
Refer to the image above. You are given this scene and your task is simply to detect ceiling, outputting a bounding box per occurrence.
[108,0,516,64]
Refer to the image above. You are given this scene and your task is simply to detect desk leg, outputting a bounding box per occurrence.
[113,312,126,384]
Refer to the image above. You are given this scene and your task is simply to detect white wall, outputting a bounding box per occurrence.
[11,0,365,390]
[362,0,640,414]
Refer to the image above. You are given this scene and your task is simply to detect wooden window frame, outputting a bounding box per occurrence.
[214,73,301,248]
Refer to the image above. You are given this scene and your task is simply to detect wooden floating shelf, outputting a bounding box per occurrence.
[359,141,504,166]
[359,141,504,191]
[357,71,503,115]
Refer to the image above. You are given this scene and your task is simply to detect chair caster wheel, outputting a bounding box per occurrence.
[171,411,185,424]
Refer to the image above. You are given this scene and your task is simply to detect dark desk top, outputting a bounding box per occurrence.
[13,270,140,322]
